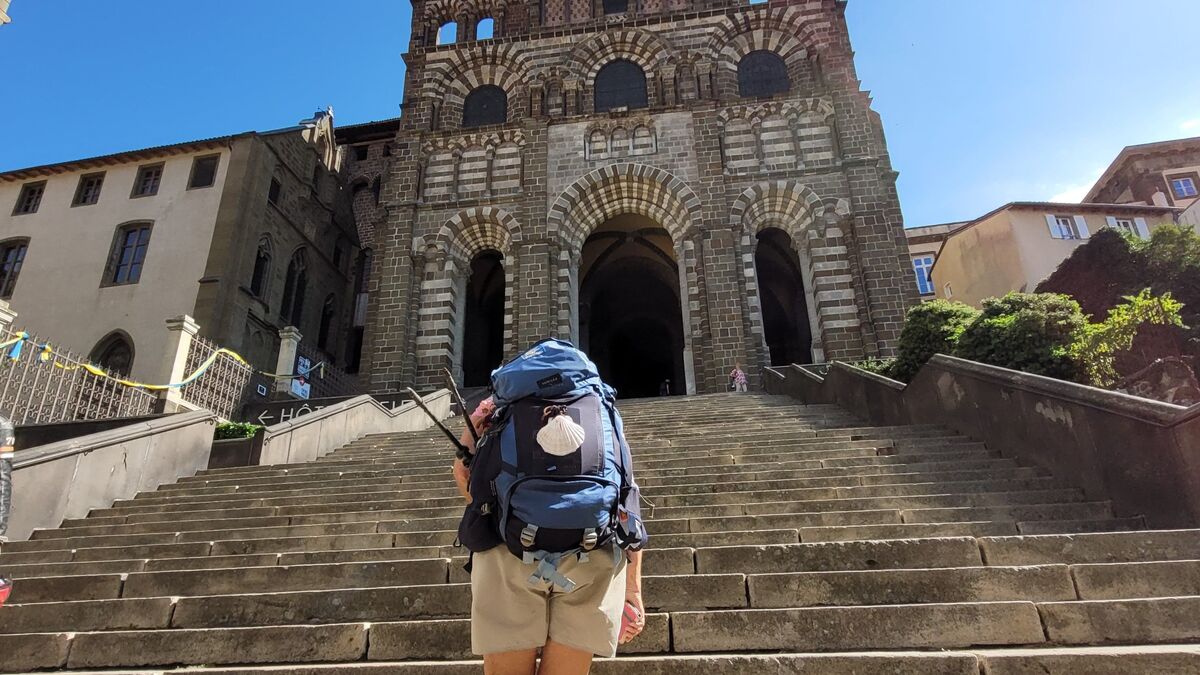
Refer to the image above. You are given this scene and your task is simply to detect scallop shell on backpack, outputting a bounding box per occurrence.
[537,414,586,456]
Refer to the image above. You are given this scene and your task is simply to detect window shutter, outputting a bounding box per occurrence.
[1134,217,1150,239]
[1105,216,1119,231]
[1073,215,1090,238]
[1045,214,1062,238]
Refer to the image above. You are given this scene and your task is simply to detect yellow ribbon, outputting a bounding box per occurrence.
[5,332,318,393]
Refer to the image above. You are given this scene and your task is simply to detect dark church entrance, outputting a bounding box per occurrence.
[580,216,685,398]
[755,228,814,365]
[462,250,505,386]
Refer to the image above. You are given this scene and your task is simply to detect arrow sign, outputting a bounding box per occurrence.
[257,411,275,425]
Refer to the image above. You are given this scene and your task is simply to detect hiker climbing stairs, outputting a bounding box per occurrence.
[2,392,1199,673]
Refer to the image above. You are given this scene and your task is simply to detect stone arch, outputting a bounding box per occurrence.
[434,205,523,263]
[729,180,826,241]
[568,29,676,107]
[547,164,704,394]
[707,9,827,97]
[730,181,853,369]
[425,44,531,127]
[419,206,524,380]
[547,163,702,251]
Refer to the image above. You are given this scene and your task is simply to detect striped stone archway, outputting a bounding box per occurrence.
[414,206,523,385]
[547,163,704,394]
[729,180,855,372]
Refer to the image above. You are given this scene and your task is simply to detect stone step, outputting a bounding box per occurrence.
[695,537,984,574]
[34,646,1200,675]
[979,530,1200,565]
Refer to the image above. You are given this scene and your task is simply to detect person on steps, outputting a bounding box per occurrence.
[730,363,748,393]
[451,341,647,675]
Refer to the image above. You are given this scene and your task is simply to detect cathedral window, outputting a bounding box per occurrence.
[280,248,308,326]
[251,236,272,298]
[463,85,508,127]
[738,50,790,97]
[595,59,648,112]
[476,17,494,39]
[603,0,628,14]
[437,21,457,44]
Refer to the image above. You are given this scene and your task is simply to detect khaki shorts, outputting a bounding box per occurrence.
[470,545,627,657]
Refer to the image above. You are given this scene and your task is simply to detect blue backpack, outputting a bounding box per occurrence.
[459,339,647,590]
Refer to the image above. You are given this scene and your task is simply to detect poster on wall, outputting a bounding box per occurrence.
[290,355,312,400]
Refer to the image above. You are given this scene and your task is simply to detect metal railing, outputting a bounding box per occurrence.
[295,342,364,400]
[0,328,157,425]
[179,334,254,421]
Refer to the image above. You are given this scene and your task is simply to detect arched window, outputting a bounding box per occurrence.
[603,0,628,14]
[462,85,508,127]
[476,17,494,39]
[104,222,153,286]
[250,236,272,298]
[279,249,308,327]
[90,332,135,376]
[317,295,336,351]
[595,59,648,112]
[738,50,791,97]
[437,21,457,45]
[0,238,29,300]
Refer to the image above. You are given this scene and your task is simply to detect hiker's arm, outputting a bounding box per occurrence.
[452,457,471,505]
[620,549,645,643]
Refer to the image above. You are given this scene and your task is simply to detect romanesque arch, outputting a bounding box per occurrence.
[707,8,828,98]
[729,180,853,368]
[424,44,532,129]
[547,163,702,251]
[547,163,704,394]
[567,28,676,110]
[415,206,523,385]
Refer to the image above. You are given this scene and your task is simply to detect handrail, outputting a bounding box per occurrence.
[12,410,216,470]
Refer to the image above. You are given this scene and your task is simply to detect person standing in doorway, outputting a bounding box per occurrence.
[729,363,748,393]
[658,379,671,396]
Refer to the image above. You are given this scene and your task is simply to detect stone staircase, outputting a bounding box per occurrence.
[2,392,1199,673]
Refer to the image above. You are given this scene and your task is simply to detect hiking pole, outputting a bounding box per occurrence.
[441,367,481,449]
[405,387,473,465]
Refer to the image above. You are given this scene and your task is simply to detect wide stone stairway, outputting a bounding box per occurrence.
[2,392,1199,673]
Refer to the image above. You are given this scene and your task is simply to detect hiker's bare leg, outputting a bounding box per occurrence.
[537,640,594,675]
[484,649,537,675]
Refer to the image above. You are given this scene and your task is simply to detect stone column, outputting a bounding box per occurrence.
[274,326,303,397]
[158,315,200,412]
[0,300,17,334]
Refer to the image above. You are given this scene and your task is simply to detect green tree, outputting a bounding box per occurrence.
[1070,289,1186,387]
[889,300,980,382]
[953,292,1087,380]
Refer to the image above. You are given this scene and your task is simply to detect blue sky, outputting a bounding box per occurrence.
[2,1,1198,226]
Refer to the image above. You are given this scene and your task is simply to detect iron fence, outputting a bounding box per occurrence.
[295,342,364,400]
[179,335,254,421]
[0,328,157,425]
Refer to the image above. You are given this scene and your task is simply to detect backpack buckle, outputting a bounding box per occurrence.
[520,524,539,549]
[581,528,598,551]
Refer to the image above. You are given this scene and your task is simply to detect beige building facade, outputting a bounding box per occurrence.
[904,222,965,300]
[931,202,1177,308]
[0,0,11,26]
[0,111,362,384]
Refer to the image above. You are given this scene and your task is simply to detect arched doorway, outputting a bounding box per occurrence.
[90,331,135,376]
[579,215,684,398]
[755,228,813,365]
[462,250,505,386]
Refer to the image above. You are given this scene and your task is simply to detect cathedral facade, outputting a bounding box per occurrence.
[366,0,915,397]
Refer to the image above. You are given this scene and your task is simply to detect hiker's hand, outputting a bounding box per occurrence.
[452,458,471,505]
[619,590,645,644]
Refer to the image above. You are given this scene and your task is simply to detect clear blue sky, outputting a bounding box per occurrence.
[3,1,1199,226]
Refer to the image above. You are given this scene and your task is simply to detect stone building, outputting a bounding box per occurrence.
[367,0,915,397]
[0,110,362,382]
[1085,136,1200,210]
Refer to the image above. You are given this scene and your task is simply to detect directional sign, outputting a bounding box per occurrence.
[242,392,413,427]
